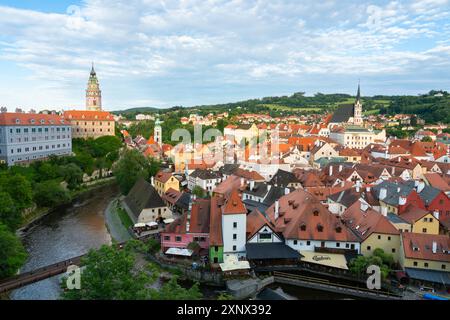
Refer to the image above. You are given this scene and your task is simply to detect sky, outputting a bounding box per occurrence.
[0,0,449,111]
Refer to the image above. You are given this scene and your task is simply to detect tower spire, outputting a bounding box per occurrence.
[356,79,361,101]
[90,62,96,75]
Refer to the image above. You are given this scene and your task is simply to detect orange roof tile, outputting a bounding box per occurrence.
[64,110,114,121]
[222,189,247,215]
[0,112,66,126]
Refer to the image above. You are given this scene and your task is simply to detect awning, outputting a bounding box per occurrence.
[299,250,349,270]
[165,248,194,257]
[220,254,250,272]
[246,243,301,260]
[405,268,450,285]
[134,223,146,228]
[164,218,175,224]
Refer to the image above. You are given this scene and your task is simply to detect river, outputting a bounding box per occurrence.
[10,184,119,300]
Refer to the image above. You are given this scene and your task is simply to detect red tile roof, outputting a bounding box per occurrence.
[342,201,400,241]
[222,189,247,215]
[155,171,174,183]
[402,233,450,262]
[64,110,114,121]
[246,209,274,240]
[0,112,66,126]
[265,189,358,242]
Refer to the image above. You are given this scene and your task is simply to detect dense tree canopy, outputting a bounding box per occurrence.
[0,223,28,279]
[113,149,152,194]
[33,181,71,208]
[61,243,202,300]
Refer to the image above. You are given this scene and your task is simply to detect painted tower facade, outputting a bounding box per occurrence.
[154,118,163,147]
[86,64,102,111]
[353,83,363,125]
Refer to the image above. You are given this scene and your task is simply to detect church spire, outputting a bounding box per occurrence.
[356,80,361,102]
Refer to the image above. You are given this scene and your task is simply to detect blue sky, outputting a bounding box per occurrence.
[0,0,449,111]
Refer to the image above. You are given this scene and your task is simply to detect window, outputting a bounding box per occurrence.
[293,240,298,245]
[215,246,219,252]
[306,241,311,246]
[413,261,418,266]
[422,228,427,233]
[424,262,429,268]
[232,245,237,251]
[392,248,396,253]
[233,222,237,229]
[336,242,340,247]
[175,236,182,242]
[259,233,271,240]
[163,236,170,241]
[388,236,391,241]
[233,234,237,240]
[367,246,371,251]
[378,235,381,240]
[442,265,446,270]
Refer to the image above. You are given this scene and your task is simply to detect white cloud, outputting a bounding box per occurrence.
[0,0,449,109]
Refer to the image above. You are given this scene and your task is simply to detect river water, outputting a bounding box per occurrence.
[10,184,119,300]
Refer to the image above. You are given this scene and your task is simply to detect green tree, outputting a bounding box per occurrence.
[33,181,70,208]
[0,172,33,212]
[421,136,432,142]
[0,223,28,279]
[192,186,207,198]
[148,157,162,177]
[113,149,151,195]
[59,163,84,190]
[151,276,202,300]
[61,244,152,300]
[0,192,21,231]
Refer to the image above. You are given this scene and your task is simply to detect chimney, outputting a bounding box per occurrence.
[151,176,155,186]
[267,184,272,191]
[240,177,245,188]
[379,188,387,200]
[414,180,419,187]
[366,186,371,192]
[381,206,388,216]
[341,180,345,188]
[356,180,361,193]
[432,241,437,254]
[417,181,425,193]
[274,200,279,220]
[399,196,407,206]
[433,210,440,220]
[250,180,255,191]
[339,165,343,172]
[329,165,333,176]
[285,187,290,195]
[360,201,369,212]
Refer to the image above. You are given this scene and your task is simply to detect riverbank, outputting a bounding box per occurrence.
[104,198,133,242]
[18,177,117,235]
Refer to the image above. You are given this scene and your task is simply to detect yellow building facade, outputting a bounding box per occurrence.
[361,233,401,262]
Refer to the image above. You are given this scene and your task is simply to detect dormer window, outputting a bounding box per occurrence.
[15,118,20,124]
[336,226,342,233]
[317,224,324,232]
[40,119,45,124]
[313,209,319,216]
[300,223,306,231]
[30,119,35,124]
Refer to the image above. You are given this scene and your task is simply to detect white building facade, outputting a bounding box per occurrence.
[0,113,72,166]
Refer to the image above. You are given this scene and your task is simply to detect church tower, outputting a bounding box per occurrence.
[86,63,102,111]
[154,118,163,147]
[353,82,363,125]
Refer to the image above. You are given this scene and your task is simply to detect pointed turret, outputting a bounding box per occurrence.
[86,63,102,111]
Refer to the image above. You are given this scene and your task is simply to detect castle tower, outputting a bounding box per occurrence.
[86,63,102,111]
[353,82,363,125]
[154,118,163,147]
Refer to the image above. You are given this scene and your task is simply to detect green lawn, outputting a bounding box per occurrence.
[117,207,133,229]
[364,109,381,115]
